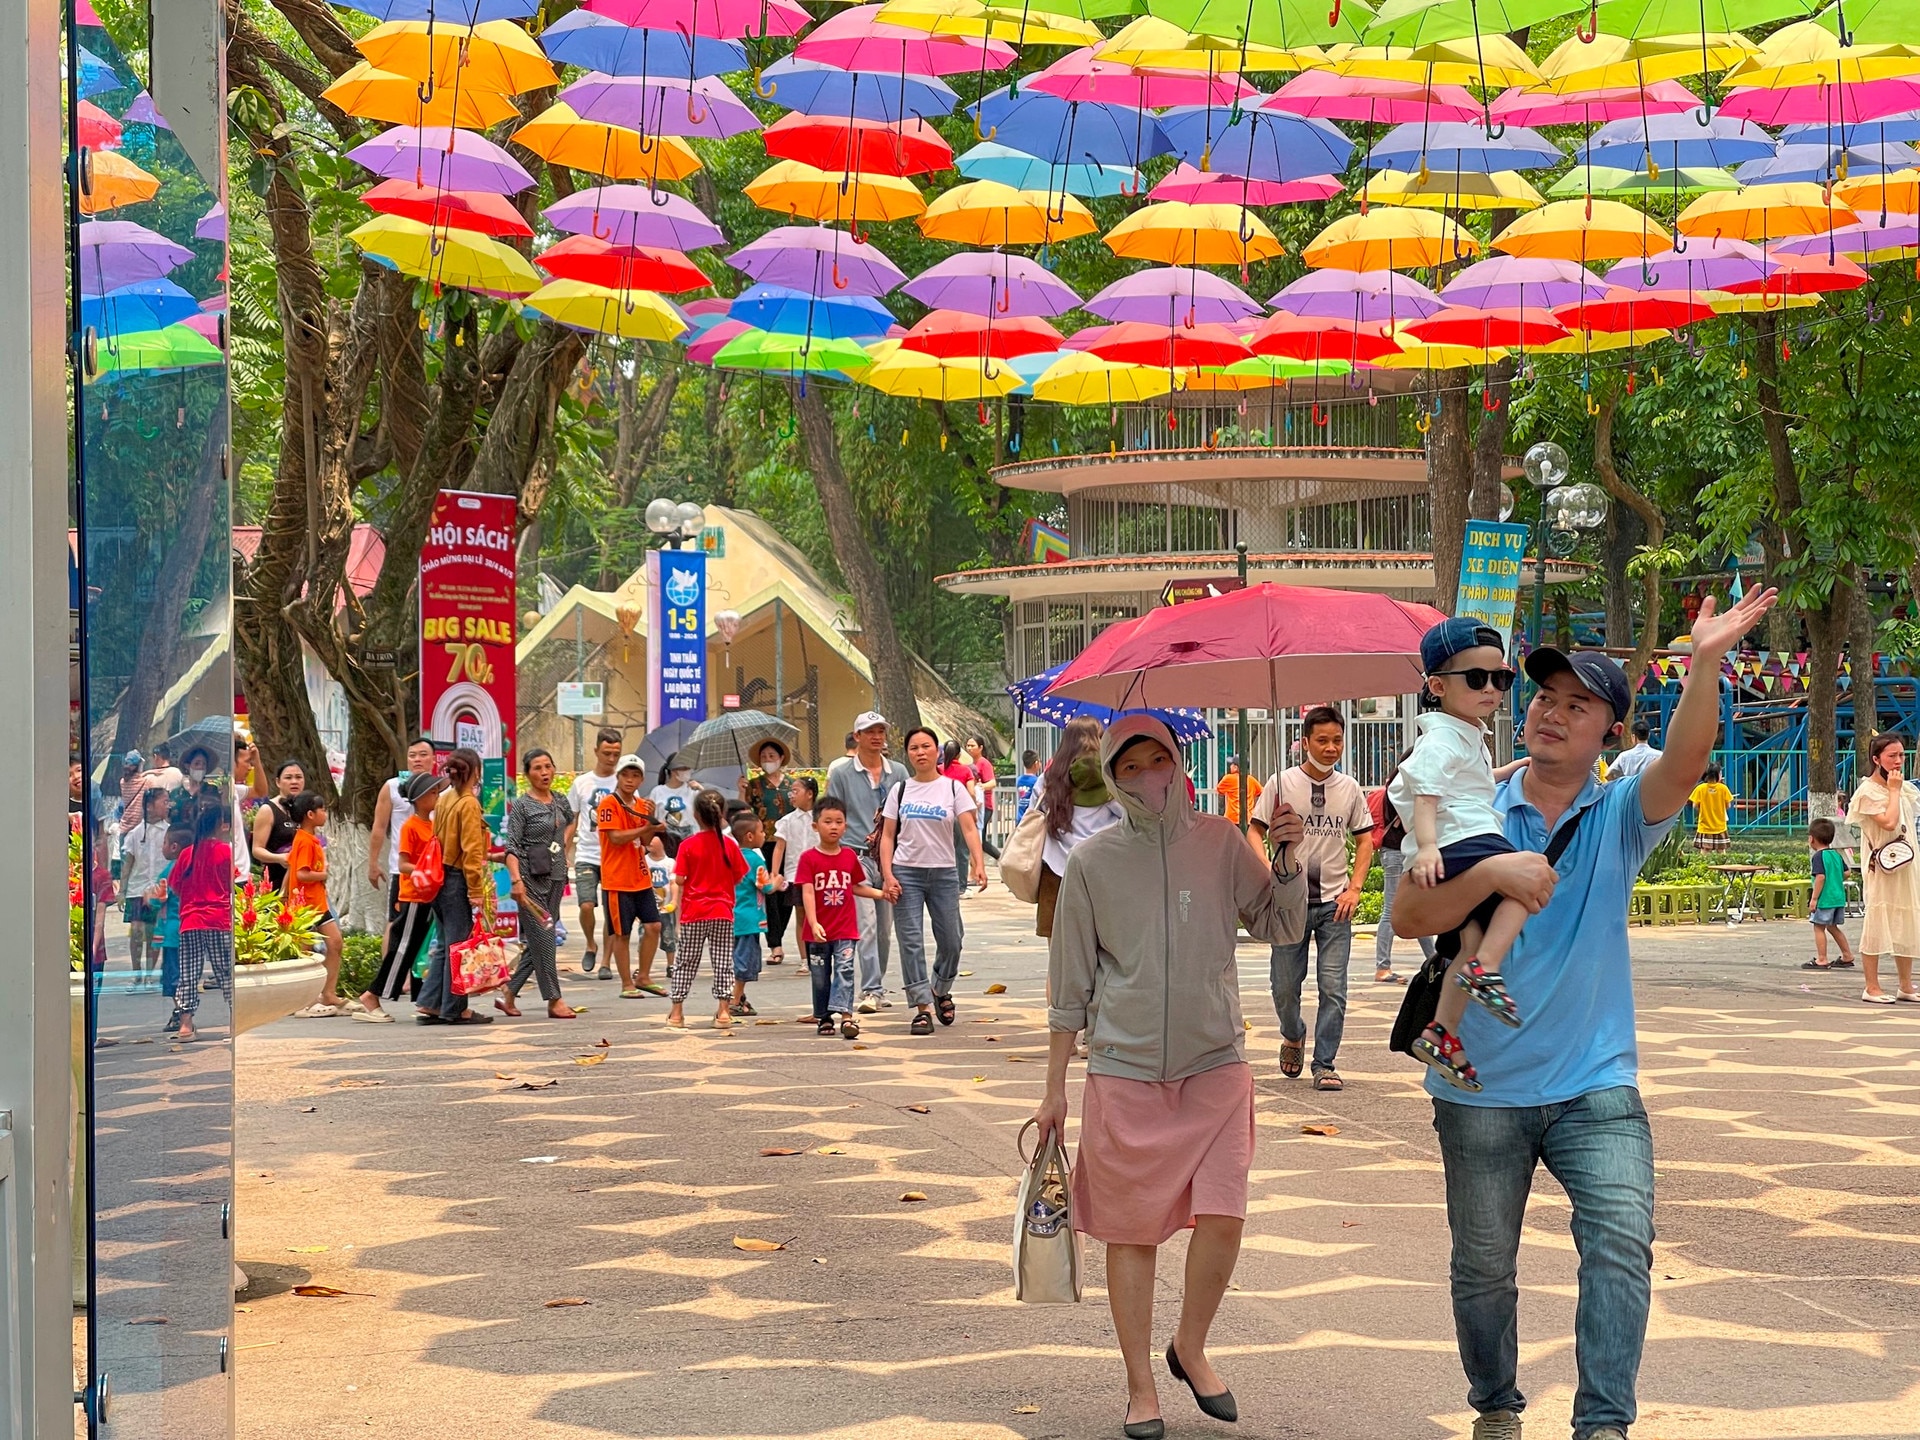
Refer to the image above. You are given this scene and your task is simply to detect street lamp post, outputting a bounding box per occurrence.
[645,497,707,549]
[1517,440,1608,719]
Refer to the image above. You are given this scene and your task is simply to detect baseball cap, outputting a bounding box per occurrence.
[616,752,647,774]
[1524,647,1633,723]
[852,710,888,732]
[403,771,448,803]
[1421,617,1507,674]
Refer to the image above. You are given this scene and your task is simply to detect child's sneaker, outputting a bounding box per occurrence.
[1412,1023,1481,1092]
[839,1015,860,1040]
[1456,958,1523,1028]
[816,1017,836,1037]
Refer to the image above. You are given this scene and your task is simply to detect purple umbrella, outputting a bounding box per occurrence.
[557,72,760,139]
[903,253,1079,318]
[77,220,194,295]
[729,226,904,296]
[194,202,226,243]
[124,91,170,128]
[1268,268,1445,324]
[1777,214,1920,259]
[1442,257,1608,312]
[1604,238,1776,293]
[347,126,535,194]
[543,186,725,250]
[1084,267,1261,327]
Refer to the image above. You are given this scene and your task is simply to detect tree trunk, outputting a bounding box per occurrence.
[1591,389,1666,682]
[1469,358,1513,523]
[1850,562,1878,785]
[1758,521,1797,652]
[1602,497,1645,650]
[795,386,921,729]
[1426,368,1475,612]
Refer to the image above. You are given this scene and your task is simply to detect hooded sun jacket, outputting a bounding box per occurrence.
[1047,715,1308,1083]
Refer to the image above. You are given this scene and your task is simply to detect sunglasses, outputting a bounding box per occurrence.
[1433,666,1517,692]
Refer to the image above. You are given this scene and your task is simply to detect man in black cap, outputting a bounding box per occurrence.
[1393,586,1777,1440]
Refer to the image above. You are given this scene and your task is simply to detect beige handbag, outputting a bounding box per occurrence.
[1012,1119,1082,1304]
[999,802,1048,903]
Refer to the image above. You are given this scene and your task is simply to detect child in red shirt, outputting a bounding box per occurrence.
[172,803,235,1043]
[669,789,748,1030]
[796,797,885,1040]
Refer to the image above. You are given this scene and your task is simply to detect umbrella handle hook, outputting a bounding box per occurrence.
[753,67,776,100]
[1312,402,1328,426]
[416,77,435,105]
[777,410,796,440]
[978,399,989,423]
[1482,388,1502,413]
[974,112,996,142]
[997,286,1011,315]
[1327,0,1341,23]
[649,183,672,207]
[638,128,656,156]
[1576,0,1596,42]
[1585,393,1601,417]
[850,218,868,244]
[687,94,707,127]
[1415,410,1432,435]
[832,261,849,291]
[1485,118,1505,140]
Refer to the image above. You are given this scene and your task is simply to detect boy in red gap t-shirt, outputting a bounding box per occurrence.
[795,797,886,1040]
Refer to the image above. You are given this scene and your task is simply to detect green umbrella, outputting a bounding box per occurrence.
[1812,0,1920,44]
[710,329,874,375]
[1143,0,1376,49]
[1547,164,1742,199]
[1022,0,1141,18]
[88,323,223,378]
[1363,0,1588,47]
[1599,0,1816,36]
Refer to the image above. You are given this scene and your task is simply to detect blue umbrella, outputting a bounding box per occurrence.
[1159,107,1352,183]
[1003,349,1069,395]
[727,284,894,340]
[1735,142,1914,185]
[539,13,747,80]
[1783,111,1920,146]
[757,57,958,121]
[1367,121,1562,173]
[1010,663,1212,743]
[971,88,1169,168]
[76,45,119,98]
[338,0,538,19]
[81,279,202,335]
[1578,110,1775,172]
[955,142,1140,197]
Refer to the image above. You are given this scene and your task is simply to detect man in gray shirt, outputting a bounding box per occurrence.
[826,710,908,1010]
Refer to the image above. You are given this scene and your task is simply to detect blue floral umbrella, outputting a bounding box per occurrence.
[1009,663,1212,742]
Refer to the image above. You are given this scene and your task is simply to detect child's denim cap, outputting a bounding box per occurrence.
[1421,617,1507,674]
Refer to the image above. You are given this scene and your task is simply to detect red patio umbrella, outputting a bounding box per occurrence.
[1247,311,1403,365]
[763,113,952,177]
[535,234,712,292]
[898,309,1061,360]
[1083,320,1252,369]
[1403,306,1569,349]
[363,180,534,238]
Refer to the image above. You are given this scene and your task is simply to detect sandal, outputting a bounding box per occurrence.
[1800,959,1833,970]
[637,982,667,996]
[1279,1039,1304,1078]
[935,994,956,1026]
[840,1016,860,1040]
[733,999,758,1017]
[767,949,783,966]
[547,1002,578,1019]
[444,1011,493,1025]
[494,995,523,1017]
[910,1011,934,1036]
[1375,970,1406,985]
[1457,959,1523,1028]
[1412,1024,1482,1092]
[352,1008,394,1023]
[817,1017,836,1036]
[619,988,647,1000]
[1830,957,1856,967]
[1313,1070,1344,1092]
[293,1003,340,1019]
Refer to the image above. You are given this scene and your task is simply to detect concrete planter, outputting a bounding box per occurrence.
[233,955,328,1035]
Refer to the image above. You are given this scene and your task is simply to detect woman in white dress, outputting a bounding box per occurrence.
[1845,733,1920,1004]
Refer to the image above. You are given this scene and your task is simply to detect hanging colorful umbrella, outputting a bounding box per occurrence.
[768,114,952,175]
[1735,142,1914,185]
[747,160,926,223]
[899,310,1063,359]
[1493,199,1675,264]
[686,318,752,363]
[1105,201,1282,267]
[1718,250,1871,295]
[973,88,1170,167]
[1372,326,1503,368]
[1552,287,1718,333]
[355,19,558,94]
[73,44,120,97]
[1835,167,1920,214]
[1403,306,1570,349]
[87,324,225,377]
[1359,169,1546,209]
[1441,255,1610,311]
[558,73,762,139]
[1084,320,1252,368]
[860,347,1025,398]
[76,100,123,149]
[1365,120,1562,174]
[712,329,875,373]
[81,280,202,335]
[77,220,194,293]
[1488,78,1704,127]
[1031,351,1177,403]
[536,234,711,290]
[348,126,536,193]
[1362,0,1577,47]
[1332,34,1541,89]
[340,0,540,20]
[1596,0,1810,32]
[514,105,704,181]
[1150,164,1340,204]
[123,92,168,128]
[1577,108,1777,172]
[1724,18,1920,88]
[1261,70,1482,123]
[873,0,1104,46]
[538,13,748,78]
[1535,31,1757,95]
[348,214,542,294]
[752,57,960,119]
[1086,266,1264,325]
[545,186,725,248]
[1268,267,1446,323]
[954,141,1139,195]
[729,226,907,294]
[1776,210,1920,259]
[795,4,1016,74]
[523,280,690,339]
[1247,311,1404,364]
[1811,0,1920,44]
[1144,0,1372,47]
[1677,183,1856,240]
[1302,208,1477,269]
[195,202,227,242]
[363,179,534,236]
[1027,46,1257,107]
[729,284,896,338]
[1603,237,1778,292]
[903,253,1081,316]
[1099,16,1309,73]
[919,180,1095,244]
[77,150,160,213]
[322,63,521,128]
[1157,106,1353,180]
[1545,163,1740,199]
[583,0,812,38]
[1721,78,1920,126]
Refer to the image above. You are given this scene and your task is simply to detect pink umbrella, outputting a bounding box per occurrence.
[796,5,1014,77]
[1262,72,1482,125]
[181,312,223,346]
[1721,79,1920,128]
[1046,583,1446,711]
[1776,213,1920,259]
[583,0,809,39]
[1029,48,1255,109]
[903,253,1080,317]
[686,318,751,364]
[1489,80,1703,128]
[1063,323,1118,352]
[1149,164,1341,206]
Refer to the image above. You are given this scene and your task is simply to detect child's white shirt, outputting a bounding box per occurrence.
[1387,711,1504,858]
[774,808,815,881]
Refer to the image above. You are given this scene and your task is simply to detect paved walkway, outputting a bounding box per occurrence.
[232,889,1920,1440]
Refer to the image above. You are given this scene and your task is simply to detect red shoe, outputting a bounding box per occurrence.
[1456,958,1523,1028]
[1411,1023,1482,1092]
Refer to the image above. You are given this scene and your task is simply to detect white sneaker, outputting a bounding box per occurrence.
[1471,1411,1523,1440]
[856,995,880,1014]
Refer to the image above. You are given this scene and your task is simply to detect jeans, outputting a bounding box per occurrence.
[1270,900,1351,1074]
[419,869,472,1017]
[850,848,892,994]
[893,864,963,1008]
[1377,848,1436,970]
[807,939,857,1018]
[1432,1086,1655,1439]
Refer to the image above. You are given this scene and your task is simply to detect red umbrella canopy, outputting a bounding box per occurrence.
[1247,312,1403,364]
[362,180,534,238]
[1084,320,1251,368]
[763,113,952,177]
[1045,583,1446,711]
[77,99,122,149]
[1719,252,1870,297]
[898,310,1061,360]
[1551,287,1715,333]
[535,234,712,292]
[1404,306,1570,349]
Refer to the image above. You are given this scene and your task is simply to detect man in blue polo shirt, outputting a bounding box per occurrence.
[1394,585,1777,1440]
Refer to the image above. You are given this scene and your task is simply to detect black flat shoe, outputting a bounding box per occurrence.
[1122,1414,1164,1440]
[1167,1341,1237,1423]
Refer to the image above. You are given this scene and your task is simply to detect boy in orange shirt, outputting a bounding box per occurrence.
[597,754,665,998]
[359,772,447,1020]
[285,792,348,1016]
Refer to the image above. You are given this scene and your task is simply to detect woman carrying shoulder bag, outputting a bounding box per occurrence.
[499,748,579,1020]
[1847,733,1920,1004]
[418,747,492,1025]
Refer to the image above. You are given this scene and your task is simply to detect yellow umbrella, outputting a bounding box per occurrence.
[1330,35,1539,88]
[1105,201,1282,266]
[1174,367,1279,393]
[1709,291,1822,312]
[1033,352,1174,404]
[521,280,688,340]
[1494,199,1672,263]
[1534,33,1756,94]
[1677,184,1855,242]
[1835,168,1920,213]
[355,19,557,95]
[1303,209,1477,270]
[874,0,1102,47]
[861,348,1023,400]
[919,180,1093,244]
[515,104,703,182]
[1723,20,1920,89]
[1535,329,1670,355]
[1100,17,1311,73]
[78,149,159,213]
[1362,169,1544,211]
[348,215,541,295]
[747,160,926,223]
[322,62,520,128]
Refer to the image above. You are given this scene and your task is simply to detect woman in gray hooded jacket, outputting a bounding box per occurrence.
[1033,715,1306,1439]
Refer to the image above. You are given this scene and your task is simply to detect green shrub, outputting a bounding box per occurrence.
[339,931,384,998]
[1354,890,1384,925]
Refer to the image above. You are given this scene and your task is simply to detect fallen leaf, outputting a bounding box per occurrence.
[512,1079,559,1091]
[593,1038,611,1047]
[573,1053,607,1066]
[984,983,1007,994]
[566,1186,595,1193]
[985,1036,1000,1042]
[732,1236,789,1252]
[1340,1220,1361,1228]
[812,1257,827,1265]
[906,1105,930,1114]
[1301,1124,1340,1137]
[543,1297,590,1308]
[959,971,973,976]
[972,1075,988,1083]
[1013,1404,1040,1415]
[127,1315,168,1326]
[899,1191,929,1203]
[293,1285,371,1298]
[1007,1056,1029,1063]
[754,1018,780,1025]
[851,1043,870,1050]
[815,1146,846,1156]
[1244,1019,1253,1031]
[336,1079,385,1089]
[494,1072,515,1080]
[235,1306,252,1314]
[759,1147,802,1157]
[286,1246,329,1254]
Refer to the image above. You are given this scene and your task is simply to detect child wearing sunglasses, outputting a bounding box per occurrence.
[1387,617,1529,1092]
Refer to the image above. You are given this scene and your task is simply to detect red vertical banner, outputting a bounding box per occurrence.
[419,490,518,766]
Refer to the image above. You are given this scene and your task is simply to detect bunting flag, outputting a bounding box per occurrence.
[1022,518,1070,565]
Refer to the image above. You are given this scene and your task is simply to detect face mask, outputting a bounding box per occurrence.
[1120,768,1175,813]
[189,766,207,782]
[762,757,783,775]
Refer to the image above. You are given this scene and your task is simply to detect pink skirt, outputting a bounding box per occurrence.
[1070,1062,1254,1246]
